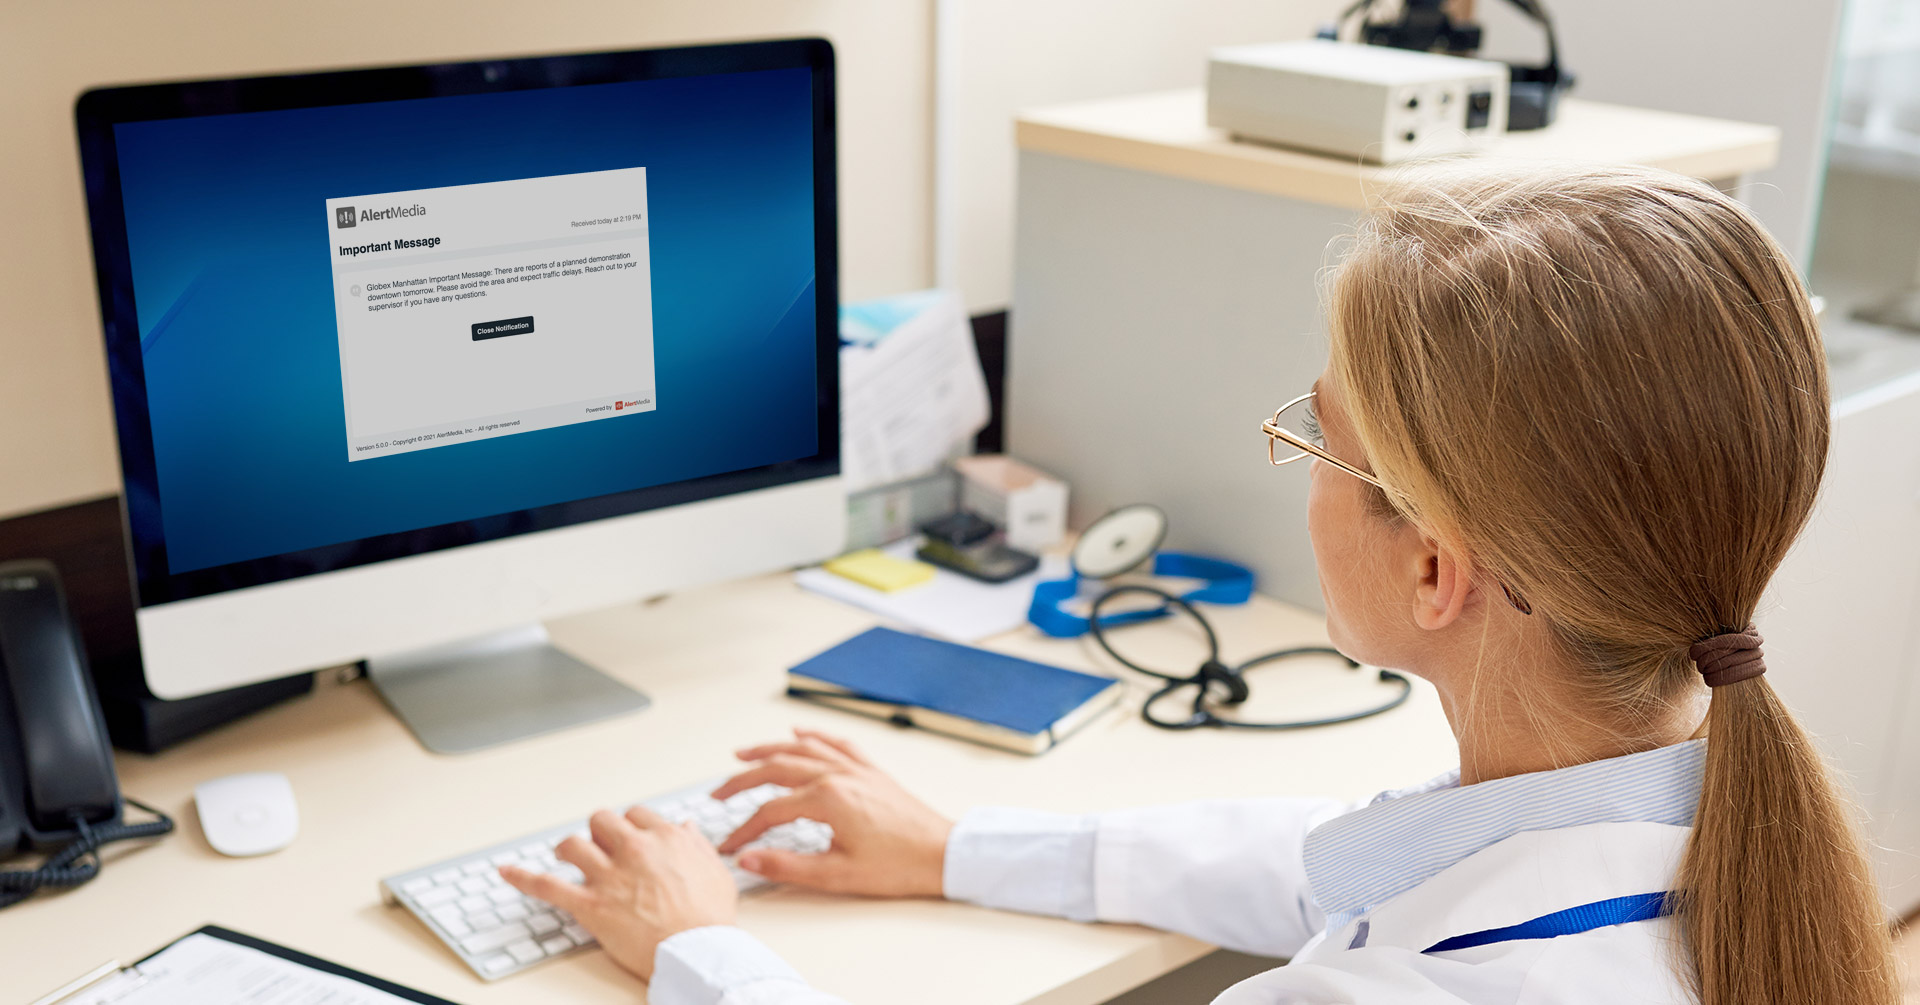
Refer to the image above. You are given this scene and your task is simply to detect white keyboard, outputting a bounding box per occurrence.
[380,779,831,980]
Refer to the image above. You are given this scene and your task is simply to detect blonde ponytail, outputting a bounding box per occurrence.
[1326,163,1898,1003]
[1675,677,1893,1001]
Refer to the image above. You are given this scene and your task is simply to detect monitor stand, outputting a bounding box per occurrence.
[365,625,650,754]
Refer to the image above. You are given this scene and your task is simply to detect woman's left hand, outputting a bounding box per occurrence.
[500,805,737,981]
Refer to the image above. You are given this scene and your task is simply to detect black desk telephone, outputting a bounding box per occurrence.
[0,559,171,908]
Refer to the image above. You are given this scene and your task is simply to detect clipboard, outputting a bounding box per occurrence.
[32,925,460,1005]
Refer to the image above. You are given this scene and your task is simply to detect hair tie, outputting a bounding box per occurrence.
[1689,625,1766,687]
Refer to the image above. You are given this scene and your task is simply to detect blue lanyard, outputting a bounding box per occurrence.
[1422,891,1670,953]
[1026,552,1255,638]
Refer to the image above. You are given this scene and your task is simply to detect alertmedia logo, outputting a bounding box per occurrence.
[335,206,357,229]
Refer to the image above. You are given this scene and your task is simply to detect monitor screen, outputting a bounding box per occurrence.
[78,42,839,608]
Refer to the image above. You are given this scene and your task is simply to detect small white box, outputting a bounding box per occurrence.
[954,455,1068,554]
[1207,39,1508,164]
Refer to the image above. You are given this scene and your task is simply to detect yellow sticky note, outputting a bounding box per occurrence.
[824,549,936,592]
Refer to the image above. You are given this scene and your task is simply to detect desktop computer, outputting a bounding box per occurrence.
[73,39,845,754]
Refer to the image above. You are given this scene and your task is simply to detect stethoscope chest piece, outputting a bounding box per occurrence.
[1029,506,1253,639]
[1070,504,1168,579]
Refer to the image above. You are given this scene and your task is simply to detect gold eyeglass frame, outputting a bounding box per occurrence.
[1261,391,1533,615]
[1261,391,1385,488]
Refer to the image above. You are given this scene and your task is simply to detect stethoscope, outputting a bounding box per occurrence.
[1030,505,1413,731]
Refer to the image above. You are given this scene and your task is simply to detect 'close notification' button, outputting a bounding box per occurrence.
[472,316,535,341]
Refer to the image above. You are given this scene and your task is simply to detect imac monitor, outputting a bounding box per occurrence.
[74,40,844,752]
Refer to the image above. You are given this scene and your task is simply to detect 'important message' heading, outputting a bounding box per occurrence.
[338,235,443,257]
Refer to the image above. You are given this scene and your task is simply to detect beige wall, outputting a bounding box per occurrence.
[0,1,1845,520]
[940,0,1346,311]
[945,0,1844,310]
[1473,0,1842,267]
[0,1,933,520]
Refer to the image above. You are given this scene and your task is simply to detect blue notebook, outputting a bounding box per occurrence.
[786,627,1124,754]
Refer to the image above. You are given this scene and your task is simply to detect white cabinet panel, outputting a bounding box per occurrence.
[1763,370,1920,915]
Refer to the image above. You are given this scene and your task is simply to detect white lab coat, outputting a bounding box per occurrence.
[1103,808,1693,1004]
[651,741,1706,1005]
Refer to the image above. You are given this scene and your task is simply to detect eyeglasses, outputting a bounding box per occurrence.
[1261,391,1534,616]
[1262,391,1387,489]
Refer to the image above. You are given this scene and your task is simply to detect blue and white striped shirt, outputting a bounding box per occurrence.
[1303,738,1707,933]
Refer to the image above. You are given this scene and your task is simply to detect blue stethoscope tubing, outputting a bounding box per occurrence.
[1027,551,1255,637]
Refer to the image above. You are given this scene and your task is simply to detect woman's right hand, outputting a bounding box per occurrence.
[713,727,953,898]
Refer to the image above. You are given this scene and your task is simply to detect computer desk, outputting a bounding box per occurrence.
[7,569,1459,1005]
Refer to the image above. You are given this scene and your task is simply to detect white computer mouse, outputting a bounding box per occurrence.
[194,771,299,856]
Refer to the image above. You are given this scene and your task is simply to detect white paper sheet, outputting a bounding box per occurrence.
[795,537,1067,642]
[57,934,414,1005]
[839,290,990,493]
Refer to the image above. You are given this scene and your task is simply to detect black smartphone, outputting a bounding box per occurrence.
[917,512,1040,584]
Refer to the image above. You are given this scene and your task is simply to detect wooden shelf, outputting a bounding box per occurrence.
[1016,89,1781,208]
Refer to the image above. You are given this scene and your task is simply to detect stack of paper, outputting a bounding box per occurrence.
[796,537,1067,642]
[838,290,991,494]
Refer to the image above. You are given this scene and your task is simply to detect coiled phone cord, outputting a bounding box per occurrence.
[0,797,174,909]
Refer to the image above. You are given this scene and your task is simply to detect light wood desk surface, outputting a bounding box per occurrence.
[1016,89,1782,208]
[8,571,1458,1005]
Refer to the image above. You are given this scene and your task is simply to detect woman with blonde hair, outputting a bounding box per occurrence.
[501,163,1903,1003]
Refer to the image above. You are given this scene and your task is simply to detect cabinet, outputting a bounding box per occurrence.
[1763,369,1920,916]
[1004,87,1920,914]
[1009,89,1780,609]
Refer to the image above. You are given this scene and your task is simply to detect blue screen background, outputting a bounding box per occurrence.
[113,69,819,575]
